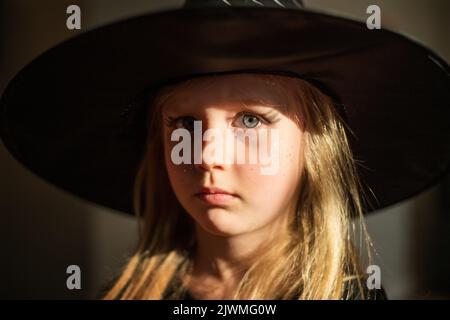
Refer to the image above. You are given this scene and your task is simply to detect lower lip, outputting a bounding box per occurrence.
[195,193,237,205]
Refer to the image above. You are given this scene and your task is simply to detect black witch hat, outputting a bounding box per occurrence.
[0,0,449,214]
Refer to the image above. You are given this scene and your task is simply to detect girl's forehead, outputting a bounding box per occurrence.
[160,74,290,113]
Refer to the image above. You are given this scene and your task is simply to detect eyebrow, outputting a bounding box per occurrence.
[162,97,283,115]
[239,98,281,108]
[239,98,285,115]
[238,105,280,115]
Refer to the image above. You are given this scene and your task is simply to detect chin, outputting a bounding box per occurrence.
[196,208,245,236]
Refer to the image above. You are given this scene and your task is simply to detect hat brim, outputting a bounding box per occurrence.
[1,7,449,214]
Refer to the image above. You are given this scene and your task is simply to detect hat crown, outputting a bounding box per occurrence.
[183,0,304,9]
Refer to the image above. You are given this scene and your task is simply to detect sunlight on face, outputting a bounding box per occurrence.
[161,74,305,237]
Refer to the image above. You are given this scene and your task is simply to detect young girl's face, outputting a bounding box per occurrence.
[161,74,305,237]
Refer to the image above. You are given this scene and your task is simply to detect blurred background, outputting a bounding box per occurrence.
[0,0,449,299]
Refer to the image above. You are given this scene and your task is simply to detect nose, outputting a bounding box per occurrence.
[193,119,234,172]
[195,158,223,172]
[194,133,226,172]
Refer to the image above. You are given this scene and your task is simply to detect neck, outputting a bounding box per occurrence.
[192,212,290,282]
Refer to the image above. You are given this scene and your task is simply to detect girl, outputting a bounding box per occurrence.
[103,72,380,300]
[0,0,448,300]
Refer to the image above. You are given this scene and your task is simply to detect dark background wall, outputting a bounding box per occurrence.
[0,0,449,299]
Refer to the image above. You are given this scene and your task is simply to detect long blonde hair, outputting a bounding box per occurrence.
[103,73,375,300]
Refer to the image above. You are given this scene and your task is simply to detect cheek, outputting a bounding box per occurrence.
[236,164,300,210]
[163,135,194,198]
[236,128,303,213]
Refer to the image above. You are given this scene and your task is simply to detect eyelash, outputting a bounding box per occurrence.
[164,112,277,130]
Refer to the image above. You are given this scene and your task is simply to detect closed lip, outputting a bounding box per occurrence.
[194,187,239,205]
[195,187,238,197]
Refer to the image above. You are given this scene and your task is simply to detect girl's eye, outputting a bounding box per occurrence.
[168,116,196,131]
[166,112,270,130]
[235,114,262,129]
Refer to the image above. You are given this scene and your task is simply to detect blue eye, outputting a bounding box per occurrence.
[238,114,262,129]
